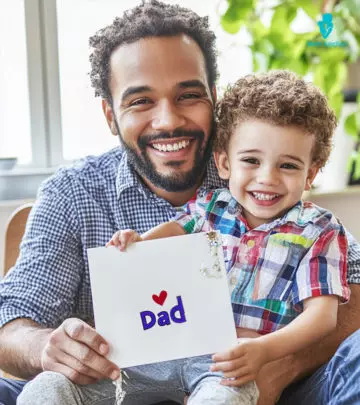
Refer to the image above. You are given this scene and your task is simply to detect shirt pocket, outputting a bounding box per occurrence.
[251,233,307,302]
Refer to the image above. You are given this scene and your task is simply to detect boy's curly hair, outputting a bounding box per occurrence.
[215,70,337,168]
[89,0,218,103]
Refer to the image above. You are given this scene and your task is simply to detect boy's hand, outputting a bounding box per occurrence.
[211,338,268,387]
[106,229,142,251]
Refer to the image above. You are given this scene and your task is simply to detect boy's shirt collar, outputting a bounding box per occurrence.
[214,188,311,231]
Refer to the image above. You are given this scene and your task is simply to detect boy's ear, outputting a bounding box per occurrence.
[102,99,118,136]
[213,151,231,180]
[305,165,320,191]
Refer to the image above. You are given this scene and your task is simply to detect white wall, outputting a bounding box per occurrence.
[309,189,360,241]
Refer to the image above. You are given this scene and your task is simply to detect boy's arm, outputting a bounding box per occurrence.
[256,283,360,405]
[142,221,186,240]
[211,295,338,386]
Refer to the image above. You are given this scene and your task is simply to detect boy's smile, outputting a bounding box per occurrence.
[215,120,319,229]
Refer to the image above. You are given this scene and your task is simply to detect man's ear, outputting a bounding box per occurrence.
[102,99,118,136]
[305,165,320,191]
[213,151,230,180]
[212,86,217,103]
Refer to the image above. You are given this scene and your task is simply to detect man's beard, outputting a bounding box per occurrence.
[114,120,214,192]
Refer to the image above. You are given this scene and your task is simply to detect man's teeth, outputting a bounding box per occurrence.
[252,192,279,201]
[152,140,190,152]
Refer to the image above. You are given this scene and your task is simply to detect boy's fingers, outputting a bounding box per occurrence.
[210,357,246,373]
[212,346,242,362]
[222,365,250,379]
[220,374,255,387]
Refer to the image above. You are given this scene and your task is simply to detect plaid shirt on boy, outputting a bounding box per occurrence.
[175,188,350,335]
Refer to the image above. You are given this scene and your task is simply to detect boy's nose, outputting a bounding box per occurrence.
[256,168,280,186]
[151,100,186,132]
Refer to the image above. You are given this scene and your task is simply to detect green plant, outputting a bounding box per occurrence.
[220,0,360,179]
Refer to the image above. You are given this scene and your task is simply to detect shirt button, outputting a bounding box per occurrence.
[247,239,255,248]
[230,276,237,286]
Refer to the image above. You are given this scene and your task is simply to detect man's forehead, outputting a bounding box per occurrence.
[109,35,209,92]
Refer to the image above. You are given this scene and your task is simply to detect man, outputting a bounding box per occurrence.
[1,1,360,404]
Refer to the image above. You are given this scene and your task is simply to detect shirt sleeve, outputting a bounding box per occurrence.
[291,221,350,308]
[345,229,360,284]
[0,186,83,328]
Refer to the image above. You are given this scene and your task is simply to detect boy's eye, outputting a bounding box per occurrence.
[242,157,260,165]
[281,163,298,170]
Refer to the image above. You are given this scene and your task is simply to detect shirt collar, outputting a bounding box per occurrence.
[213,191,306,231]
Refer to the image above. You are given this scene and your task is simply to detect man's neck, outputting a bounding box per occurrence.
[143,178,202,207]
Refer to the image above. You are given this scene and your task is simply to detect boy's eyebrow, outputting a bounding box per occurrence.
[121,85,152,103]
[237,149,262,155]
[282,154,305,165]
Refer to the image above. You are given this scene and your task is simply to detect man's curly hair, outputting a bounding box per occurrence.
[215,70,337,168]
[89,0,218,103]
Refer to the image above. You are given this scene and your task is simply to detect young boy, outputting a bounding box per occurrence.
[108,70,350,404]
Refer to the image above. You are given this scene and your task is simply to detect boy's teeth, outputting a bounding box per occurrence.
[252,192,279,201]
[152,140,190,152]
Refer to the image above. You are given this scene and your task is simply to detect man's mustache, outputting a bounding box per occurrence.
[138,130,204,148]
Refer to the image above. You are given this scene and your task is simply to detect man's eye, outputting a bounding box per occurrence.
[130,98,151,106]
[179,93,200,100]
[281,163,298,170]
[242,158,259,165]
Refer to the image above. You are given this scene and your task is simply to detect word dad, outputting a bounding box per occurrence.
[140,291,187,331]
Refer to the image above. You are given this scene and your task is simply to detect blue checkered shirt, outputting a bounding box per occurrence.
[1,147,360,328]
[0,148,225,328]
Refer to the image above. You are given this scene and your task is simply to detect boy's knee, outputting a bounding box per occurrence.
[17,371,73,404]
[188,377,259,405]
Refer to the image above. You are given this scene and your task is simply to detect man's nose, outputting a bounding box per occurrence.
[151,100,186,132]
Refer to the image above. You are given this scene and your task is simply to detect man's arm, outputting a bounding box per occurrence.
[0,317,120,384]
[256,284,360,405]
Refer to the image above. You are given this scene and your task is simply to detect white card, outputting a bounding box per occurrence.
[88,232,237,368]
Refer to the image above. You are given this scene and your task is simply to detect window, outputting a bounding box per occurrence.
[0,0,32,164]
[56,0,252,160]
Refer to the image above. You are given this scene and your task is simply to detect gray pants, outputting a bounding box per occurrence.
[17,355,259,405]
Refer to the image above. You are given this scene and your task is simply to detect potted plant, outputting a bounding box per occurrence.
[219,0,360,185]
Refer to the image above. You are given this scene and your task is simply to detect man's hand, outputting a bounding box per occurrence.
[211,338,268,387]
[41,318,120,385]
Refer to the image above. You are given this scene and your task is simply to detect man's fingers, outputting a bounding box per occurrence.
[48,361,99,385]
[57,333,119,379]
[63,319,108,356]
[47,346,105,381]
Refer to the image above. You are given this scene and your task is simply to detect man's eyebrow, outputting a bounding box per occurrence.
[178,80,207,91]
[121,85,152,103]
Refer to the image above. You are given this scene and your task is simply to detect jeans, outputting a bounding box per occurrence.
[278,328,360,405]
[16,355,258,405]
[2,329,360,404]
[0,378,26,405]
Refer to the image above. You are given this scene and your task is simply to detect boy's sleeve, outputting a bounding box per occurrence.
[291,221,350,309]
[172,190,214,234]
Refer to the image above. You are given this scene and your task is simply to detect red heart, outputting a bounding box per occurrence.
[152,290,168,306]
